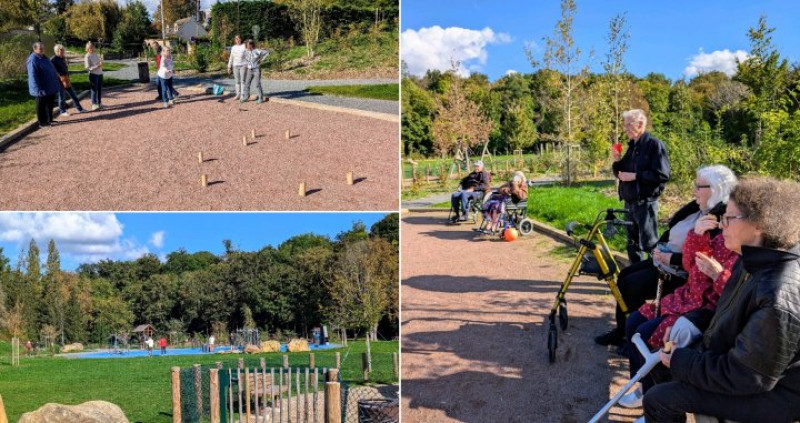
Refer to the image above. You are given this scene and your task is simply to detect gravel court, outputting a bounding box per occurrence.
[401,212,642,423]
[0,85,399,211]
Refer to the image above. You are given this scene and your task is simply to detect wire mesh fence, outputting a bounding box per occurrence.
[341,383,399,423]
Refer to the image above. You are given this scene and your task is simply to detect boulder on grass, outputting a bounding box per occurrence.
[19,400,129,423]
[61,343,84,353]
[260,340,281,353]
[244,344,261,354]
[287,338,310,352]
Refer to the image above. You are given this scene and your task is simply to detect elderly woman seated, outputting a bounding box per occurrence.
[639,176,800,423]
[478,171,528,235]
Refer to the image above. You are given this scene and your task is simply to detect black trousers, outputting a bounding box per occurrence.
[625,199,660,264]
[612,259,685,336]
[644,380,800,423]
[35,94,56,126]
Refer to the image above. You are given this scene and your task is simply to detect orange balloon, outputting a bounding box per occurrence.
[504,228,519,242]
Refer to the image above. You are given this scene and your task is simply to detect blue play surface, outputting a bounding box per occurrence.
[66,343,340,359]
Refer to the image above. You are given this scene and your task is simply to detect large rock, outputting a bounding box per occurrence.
[260,340,281,353]
[287,338,310,352]
[61,343,84,353]
[19,401,129,423]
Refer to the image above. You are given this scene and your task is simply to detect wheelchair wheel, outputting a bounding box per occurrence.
[558,303,569,331]
[518,218,534,236]
[547,325,557,363]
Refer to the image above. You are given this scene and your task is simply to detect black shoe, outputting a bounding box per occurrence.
[594,330,625,346]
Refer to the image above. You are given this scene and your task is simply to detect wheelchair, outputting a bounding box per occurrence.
[447,190,491,225]
[474,194,535,237]
[546,208,634,363]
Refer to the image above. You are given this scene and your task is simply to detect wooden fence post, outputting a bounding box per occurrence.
[392,352,398,377]
[283,354,289,369]
[245,367,251,421]
[324,369,341,423]
[194,364,202,420]
[209,368,220,423]
[171,367,181,423]
[335,352,341,369]
[0,394,8,423]
[362,353,369,382]
[238,358,244,369]
[309,353,315,369]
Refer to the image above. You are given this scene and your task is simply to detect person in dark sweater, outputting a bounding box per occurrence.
[612,109,671,264]
[595,165,737,348]
[27,42,61,128]
[450,160,491,222]
[51,44,85,116]
[642,177,800,423]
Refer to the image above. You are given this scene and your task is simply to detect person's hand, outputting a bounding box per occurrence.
[659,347,673,368]
[652,249,672,265]
[694,214,719,235]
[695,252,723,280]
[618,171,636,182]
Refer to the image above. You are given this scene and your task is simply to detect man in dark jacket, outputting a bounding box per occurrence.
[27,42,61,128]
[643,177,800,423]
[450,160,490,222]
[612,109,670,263]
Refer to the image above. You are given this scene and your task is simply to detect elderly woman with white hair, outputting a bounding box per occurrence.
[51,44,85,116]
[617,165,741,408]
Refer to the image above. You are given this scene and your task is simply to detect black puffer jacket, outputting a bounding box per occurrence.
[611,132,670,202]
[671,244,800,406]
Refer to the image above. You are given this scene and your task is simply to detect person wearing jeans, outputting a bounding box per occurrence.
[26,41,60,127]
[84,41,103,110]
[449,160,491,222]
[612,109,671,264]
[158,47,175,108]
[227,35,246,98]
[51,44,85,116]
[241,39,269,103]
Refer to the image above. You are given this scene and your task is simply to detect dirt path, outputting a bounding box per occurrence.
[401,212,641,423]
[0,85,398,211]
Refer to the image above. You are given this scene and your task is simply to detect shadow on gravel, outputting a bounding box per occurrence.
[403,275,610,297]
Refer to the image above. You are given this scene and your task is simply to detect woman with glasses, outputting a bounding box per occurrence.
[642,176,800,423]
[617,165,740,409]
[595,166,738,350]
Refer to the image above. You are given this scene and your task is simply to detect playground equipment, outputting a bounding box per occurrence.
[232,328,260,350]
[588,333,662,423]
[546,208,633,363]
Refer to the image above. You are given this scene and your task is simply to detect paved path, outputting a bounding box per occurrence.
[99,59,398,115]
[401,211,640,423]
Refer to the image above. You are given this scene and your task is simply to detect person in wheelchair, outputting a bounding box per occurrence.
[478,171,528,234]
[595,165,739,349]
[641,177,800,423]
[449,160,491,223]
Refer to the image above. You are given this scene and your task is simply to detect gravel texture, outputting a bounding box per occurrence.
[0,85,399,211]
[401,212,640,423]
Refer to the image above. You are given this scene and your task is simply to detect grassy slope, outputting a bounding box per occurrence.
[0,75,135,136]
[0,340,397,422]
[306,84,398,101]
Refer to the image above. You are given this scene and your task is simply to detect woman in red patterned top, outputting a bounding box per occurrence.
[618,165,740,409]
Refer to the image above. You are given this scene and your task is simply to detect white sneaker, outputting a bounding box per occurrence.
[619,387,643,408]
[169,99,174,106]
[91,104,99,111]
[59,111,70,117]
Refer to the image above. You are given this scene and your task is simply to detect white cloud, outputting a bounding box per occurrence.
[684,49,749,77]
[401,26,512,77]
[149,231,165,248]
[0,213,149,263]
[505,69,518,76]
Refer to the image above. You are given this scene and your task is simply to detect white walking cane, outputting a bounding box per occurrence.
[588,333,663,423]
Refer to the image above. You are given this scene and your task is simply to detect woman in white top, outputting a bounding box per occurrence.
[158,47,176,108]
[241,39,269,103]
[226,35,246,98]
[84,41,103,110]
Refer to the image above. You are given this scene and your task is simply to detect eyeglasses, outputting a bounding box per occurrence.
[720,215,746,227]
[693,184,711,190]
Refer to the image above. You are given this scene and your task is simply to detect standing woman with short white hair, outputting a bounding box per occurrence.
[84,41,103,110]
[51,44,85,115]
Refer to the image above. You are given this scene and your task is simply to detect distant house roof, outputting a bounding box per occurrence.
[133,324,155,333]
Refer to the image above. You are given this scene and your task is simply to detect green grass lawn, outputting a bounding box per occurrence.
[67,62,126,72]
[0,340,397,422]
[306,84,398,101]
[0,76,136,137]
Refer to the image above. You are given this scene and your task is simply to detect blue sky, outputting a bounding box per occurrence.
[0,213,390,271]
[401,0,800,81]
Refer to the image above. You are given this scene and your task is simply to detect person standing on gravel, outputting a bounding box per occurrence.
[84,41,104,110]
[51,44,85,116]
[158,47,176,108]
[241,39,269,104]
[612,109,671,264]
[27,41,60,128]
[227,35,246,98]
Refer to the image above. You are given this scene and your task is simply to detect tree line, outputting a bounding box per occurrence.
[402,3,800,183]
[0,214,399,348]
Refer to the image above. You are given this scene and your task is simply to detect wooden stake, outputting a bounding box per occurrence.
[0,394,8,423]
[194,364,202,420]
[242,135,248,146]
[393,352,398,377]
[325,369,341,423]
[245,368,251,420]
[198,151,203,163]
[346,171,354,185]
[238,358,244,369]
[309,353,315,369]
[201,174,208,187]
[285,129,291,140]
[171,367,181,423]
[335,352,341,369]
[298,182,306,197]
[251,129,256,139]
[209,369,220,423]
[283,354,289,369]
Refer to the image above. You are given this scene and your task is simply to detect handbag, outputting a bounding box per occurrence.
[59,74,71,89]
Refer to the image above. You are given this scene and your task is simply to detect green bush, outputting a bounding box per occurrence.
[192,45,210,72]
